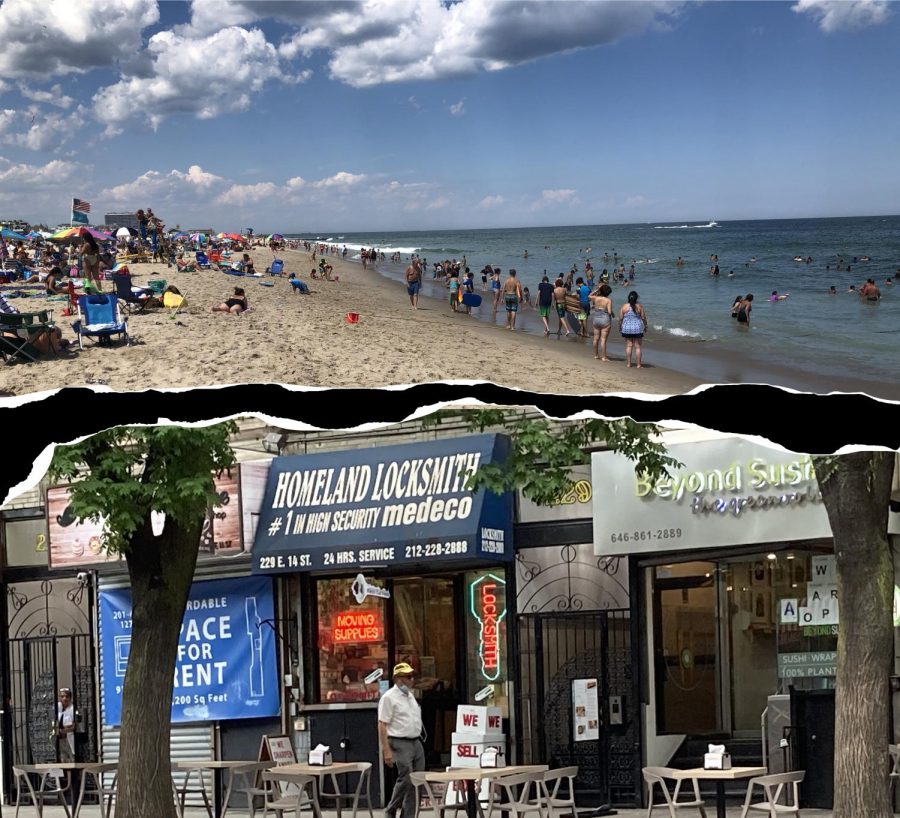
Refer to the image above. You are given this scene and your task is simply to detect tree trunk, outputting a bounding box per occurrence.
[115,516,202,818]
[815,452,895,818]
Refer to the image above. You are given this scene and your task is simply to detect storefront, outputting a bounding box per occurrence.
[591,433,860,808]
[250,434,515,806]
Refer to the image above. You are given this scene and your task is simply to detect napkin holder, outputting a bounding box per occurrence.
[703,743,731,770]
[479,747,504,768]
[309,745,333,766]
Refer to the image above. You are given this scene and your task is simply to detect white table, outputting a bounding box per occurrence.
[670,767,767,818]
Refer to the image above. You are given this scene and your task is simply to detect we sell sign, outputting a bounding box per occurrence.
[100,576,279,725]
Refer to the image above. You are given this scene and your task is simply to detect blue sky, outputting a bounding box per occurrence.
[0,0,898,232]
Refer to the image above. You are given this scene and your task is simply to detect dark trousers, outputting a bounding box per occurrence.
[386,738,425,818]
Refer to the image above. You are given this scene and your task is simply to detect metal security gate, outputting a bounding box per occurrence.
[517,610,641,807]
[7,635,97,766]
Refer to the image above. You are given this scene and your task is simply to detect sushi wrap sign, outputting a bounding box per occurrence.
[593,438,832,556]
[252,434,513,572]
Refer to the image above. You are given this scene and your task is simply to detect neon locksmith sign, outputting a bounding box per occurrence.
[469,573,507,681]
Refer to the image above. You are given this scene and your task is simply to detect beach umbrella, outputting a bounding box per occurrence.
[269,233,284,241]
[116,226,138,238]
[190,232,207,243]
[1,227,29,241]
[25,230,43,240]
[51,226,117,244]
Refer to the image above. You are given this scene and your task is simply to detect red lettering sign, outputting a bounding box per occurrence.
[462,713,478,727]
[457,745,478,758]
[333,611,384,643]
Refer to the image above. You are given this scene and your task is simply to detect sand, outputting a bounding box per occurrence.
[0,246,701,397]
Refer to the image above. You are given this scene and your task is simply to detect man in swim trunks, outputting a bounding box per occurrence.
[553,277,571,337]
[501,269,523,330]
[405,260,422,309]
[536,275,554,335]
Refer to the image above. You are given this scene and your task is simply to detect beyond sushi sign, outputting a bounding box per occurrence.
[252,434,513,572]
[593,437,833,556]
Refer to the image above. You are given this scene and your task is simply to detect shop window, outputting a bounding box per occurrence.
[4,518,49,568]
[316,578,388,702]
[393,578,457,693]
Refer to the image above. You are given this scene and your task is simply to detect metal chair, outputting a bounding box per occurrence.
[261,770,322,818]
[75,763,118,818]
[890,744,900,804]
[13,765,72,818]
[738,770,804,817]
[230,761,277,818]
[409,772,468,818]
[317,761,376,818]
[642,767,707,818]
[540,767,579,818]
[485,771,545,818]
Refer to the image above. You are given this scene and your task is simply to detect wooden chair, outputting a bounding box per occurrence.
[317,761,376,818]
[738,770,804,817]
[642,767,707,818]
[540,766,579,818]
[261,770,322,818]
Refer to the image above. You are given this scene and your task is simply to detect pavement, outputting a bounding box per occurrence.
[3,809,836,817]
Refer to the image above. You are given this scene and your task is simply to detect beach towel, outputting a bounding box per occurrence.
[163,291,184,309]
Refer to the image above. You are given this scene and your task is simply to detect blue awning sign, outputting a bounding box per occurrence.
[252,434,513,573]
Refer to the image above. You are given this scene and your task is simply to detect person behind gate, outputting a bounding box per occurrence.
[378,662,425,818]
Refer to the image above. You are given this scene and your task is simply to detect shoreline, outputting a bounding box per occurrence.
[0,247,700,397]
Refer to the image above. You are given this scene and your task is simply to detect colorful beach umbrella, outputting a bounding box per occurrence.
[50,226,116,243]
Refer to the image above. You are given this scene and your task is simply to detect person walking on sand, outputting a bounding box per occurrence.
[553,277,571,336]
[536,275,555,334]
[405,259,422,309]
[590,283,614,361]
[618,290,647,368]
[501,269,523,330]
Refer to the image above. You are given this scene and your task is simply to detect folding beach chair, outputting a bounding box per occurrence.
[0,308,56,364]
[270,259,284,276]
[73,294,128,349]
[195,251,211,269]
[111,273,154,314]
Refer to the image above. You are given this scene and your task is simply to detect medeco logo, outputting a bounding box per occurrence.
[470,573,507,682]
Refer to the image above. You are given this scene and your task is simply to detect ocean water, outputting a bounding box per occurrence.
[295,216,900,390]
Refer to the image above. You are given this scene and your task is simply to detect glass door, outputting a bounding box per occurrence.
[653,561,724,734]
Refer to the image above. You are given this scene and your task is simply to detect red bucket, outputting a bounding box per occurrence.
[346,312,360,324]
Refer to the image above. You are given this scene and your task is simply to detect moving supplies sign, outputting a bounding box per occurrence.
[100,576,279,725]
[593,437,833,556]
[252,434,513,572]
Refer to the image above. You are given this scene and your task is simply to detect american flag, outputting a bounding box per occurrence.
[72,198,91,213]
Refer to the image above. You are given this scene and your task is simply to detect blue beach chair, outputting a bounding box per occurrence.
[269,259,284,276]
[72,294,128,349]
[196,251,211,269]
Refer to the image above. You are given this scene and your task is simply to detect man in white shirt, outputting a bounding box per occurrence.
[57,687,75,761]
[378,663,425,818]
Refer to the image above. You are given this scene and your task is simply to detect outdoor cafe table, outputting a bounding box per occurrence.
[424,765,550,818]
[175,759,272,818]
[670,767,768,818]
[31,762,117,818]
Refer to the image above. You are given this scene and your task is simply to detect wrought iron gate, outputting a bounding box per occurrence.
[517,610,641,807]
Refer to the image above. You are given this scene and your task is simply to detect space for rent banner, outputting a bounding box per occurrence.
[100,576,280,724]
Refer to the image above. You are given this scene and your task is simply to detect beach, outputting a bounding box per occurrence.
[0,246,701,397]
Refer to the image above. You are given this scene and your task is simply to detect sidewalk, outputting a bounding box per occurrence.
[6,809,836,817]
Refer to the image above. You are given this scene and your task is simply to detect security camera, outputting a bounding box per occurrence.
[76,572,90,584]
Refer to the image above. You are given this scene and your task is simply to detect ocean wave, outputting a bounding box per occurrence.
[653,324,711,340]
[653,221,719,229]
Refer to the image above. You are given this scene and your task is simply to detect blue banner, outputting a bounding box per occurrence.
[252,434,513,573]
[100,576,280,725]
[71,210,89,225]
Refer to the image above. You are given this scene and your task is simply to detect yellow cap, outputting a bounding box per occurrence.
[393,662,415,677]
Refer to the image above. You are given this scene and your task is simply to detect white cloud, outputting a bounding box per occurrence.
[623,194,649,208]
[541,189,578,203]
[21,84,73,109]
[478,195,505,209]
[277,0,685,88]
[216,182,280,206]
[0,0,159,78]
[424,196,449,211]
[0,156,79,188]
[2,106,88,152]
[449,100,465,116]
[92,26,293,131]
[101,165,228,204]
[792,0,891,32]
[310,171,368,189]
